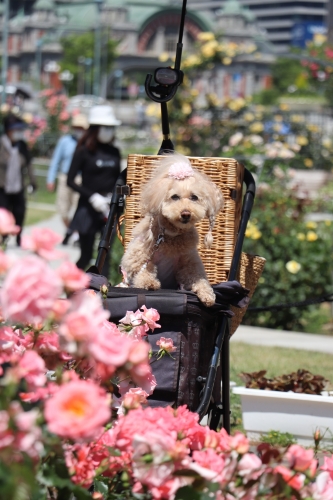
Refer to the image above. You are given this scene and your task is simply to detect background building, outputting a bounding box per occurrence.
[0,0,275,100]
[189,0,329,53]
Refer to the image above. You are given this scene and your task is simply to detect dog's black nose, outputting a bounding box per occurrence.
[181,210,191,222]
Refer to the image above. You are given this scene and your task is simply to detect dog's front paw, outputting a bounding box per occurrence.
[192,280,216,307]
[198,290,216,307]
[133,272,161,290]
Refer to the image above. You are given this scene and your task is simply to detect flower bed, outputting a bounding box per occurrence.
[233,386,333,447]
[1,208,333,498]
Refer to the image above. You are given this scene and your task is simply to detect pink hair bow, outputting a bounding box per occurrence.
[168,161,194,180]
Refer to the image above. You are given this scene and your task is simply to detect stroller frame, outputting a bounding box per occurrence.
[89,166,256,432]
[88,0,256,431]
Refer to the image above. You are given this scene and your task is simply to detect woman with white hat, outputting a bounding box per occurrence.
[67,104,122,276]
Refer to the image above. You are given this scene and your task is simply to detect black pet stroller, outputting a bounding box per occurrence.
[87,0,265,432]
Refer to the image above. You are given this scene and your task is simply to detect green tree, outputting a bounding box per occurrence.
[59,31,118,96]
[271,56,304,94]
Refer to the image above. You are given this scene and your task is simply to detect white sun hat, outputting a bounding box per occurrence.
[88,105,121,126]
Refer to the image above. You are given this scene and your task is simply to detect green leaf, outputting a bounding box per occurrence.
[70,485,92,500]
[175,485,217,500]
[175,486,203,500]
[94,479,109,495]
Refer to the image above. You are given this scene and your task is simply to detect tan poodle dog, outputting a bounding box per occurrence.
[120,152,224,307]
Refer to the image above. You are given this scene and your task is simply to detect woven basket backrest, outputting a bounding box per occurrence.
[124,154,244,285]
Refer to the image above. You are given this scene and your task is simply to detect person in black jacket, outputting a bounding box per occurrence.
[0,114,37,246]
[67,105,122,276]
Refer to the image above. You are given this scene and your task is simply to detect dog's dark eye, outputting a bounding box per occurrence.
[171,194,180,201]
[190,194,199,201]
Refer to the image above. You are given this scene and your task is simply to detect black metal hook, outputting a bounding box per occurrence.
[144,0,187,153]
[145,69,183,104]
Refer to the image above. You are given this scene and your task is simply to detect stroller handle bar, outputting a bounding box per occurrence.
[88,169,127,276]
[195,167,256,428]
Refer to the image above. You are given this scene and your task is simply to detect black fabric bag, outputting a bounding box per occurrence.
[88,274,249,411]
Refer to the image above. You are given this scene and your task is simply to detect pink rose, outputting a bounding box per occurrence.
[112,339,157,395]
[229,432,250,454]
[59,111,70,121]
[132,433,176,487]
[286,444,317,475]
[35,331,60,355]
[156,337,176,353]
[120,388,149,414]
[140,305,161,331]
[64,443,96,488]
[21,228,64,260]
[0,255,63,324]
[44,379,111,441]
[88,321,132,368]
[131,324,148,340]
[15,350,46,388]
[0,208,20,235]
[57,261,90,293]
[15,407,39,432]
[119,310,143,328]
[58,292,110,351]
[0,326,18,352]
[312,471,333,499]
[274,465,305,490]
[50,298,70,322]
[13,407,43,460]
[191,449,226,480]
[129,361,157,395]
[237,453,263,482]
[127,340,150,365]
[322,456,333,480]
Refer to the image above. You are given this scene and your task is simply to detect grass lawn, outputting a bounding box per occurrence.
[24,164,57,226]
[29,188,56,206]
[230,342,333,383]
[25,207,55,226]
[230,342,333,433]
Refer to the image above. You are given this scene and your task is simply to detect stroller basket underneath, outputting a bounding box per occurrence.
[89,276,250,412]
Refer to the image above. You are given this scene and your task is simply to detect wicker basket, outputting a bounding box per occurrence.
[230,253,266,336]
[122,154,265,332]
[125,154,244,284]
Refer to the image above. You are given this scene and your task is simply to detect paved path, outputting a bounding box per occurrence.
[5,212,80,266]
[232,325,333,354]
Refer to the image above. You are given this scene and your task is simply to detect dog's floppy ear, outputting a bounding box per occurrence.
[139,172,171,243]
[203,181,224,249]
[140,176,170,216]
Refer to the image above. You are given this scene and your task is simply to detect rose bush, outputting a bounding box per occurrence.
[300,33,333,107]
[0,209,333,499]
[40,88,71,136]
[166,32,333,171]
[29,89,78,156]
[242,167,333,331]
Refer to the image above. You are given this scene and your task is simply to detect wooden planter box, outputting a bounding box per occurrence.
[233,386,333,446]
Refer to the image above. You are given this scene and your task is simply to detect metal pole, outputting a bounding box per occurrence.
[36,40,43,91]
[114,69,123,102]
[1,0,9,104]
[327,0,333,45]
[84,60,89,94]
[174,0,187,71]
[77,57,85,94]
[93,0,103,96]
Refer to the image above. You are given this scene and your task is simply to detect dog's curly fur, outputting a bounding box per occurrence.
[120,153,224,307]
